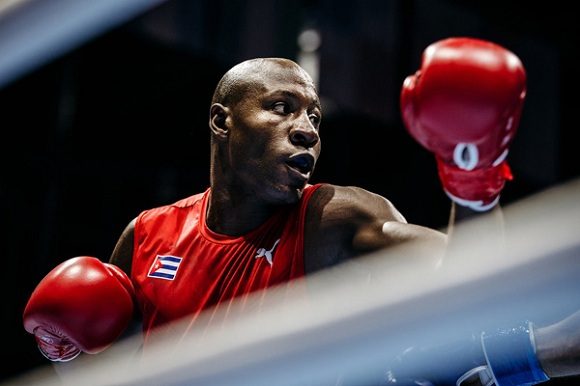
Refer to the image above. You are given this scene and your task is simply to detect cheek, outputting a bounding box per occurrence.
[252,129,287,158]
[229,131,273,172]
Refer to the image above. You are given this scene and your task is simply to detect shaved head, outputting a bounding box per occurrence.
[211,58,316,107]
[208,56,322,206]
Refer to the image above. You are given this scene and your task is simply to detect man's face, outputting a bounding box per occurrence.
[227,63,322,205]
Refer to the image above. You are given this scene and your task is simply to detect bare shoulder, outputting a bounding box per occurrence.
[304,184,407,272]
[308,184,407,226]
[109,218,136,276]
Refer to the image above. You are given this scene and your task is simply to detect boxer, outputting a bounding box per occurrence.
[24,38,578,385]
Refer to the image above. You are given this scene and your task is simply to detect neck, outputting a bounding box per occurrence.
[206,184,276,236]
[208,144,279,236]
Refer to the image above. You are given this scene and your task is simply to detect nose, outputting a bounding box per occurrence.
[289,115,319,149]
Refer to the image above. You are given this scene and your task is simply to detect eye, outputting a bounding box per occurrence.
[272,101,290,114]
[309,113,321,126]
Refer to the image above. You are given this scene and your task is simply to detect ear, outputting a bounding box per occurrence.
[209,103,230,141]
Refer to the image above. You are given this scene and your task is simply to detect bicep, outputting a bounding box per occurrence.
[109,218,145,332]
[109,218,136,277]
[306,185,447,272]
[322,185,446,255]
[353,220,447,255]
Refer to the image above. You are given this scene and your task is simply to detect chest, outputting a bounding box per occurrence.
[133,221,298,325]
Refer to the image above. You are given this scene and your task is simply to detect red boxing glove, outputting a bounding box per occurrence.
[23,256,135,362]
[401,37,526,211]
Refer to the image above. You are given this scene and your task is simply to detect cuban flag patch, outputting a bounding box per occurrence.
[147,255,183,280]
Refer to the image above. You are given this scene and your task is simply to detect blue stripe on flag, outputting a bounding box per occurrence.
[149,271,176,279]
[147,255,183,281]
[159,256,181,263]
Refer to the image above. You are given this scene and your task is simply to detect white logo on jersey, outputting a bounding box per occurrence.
[255,239,280,266]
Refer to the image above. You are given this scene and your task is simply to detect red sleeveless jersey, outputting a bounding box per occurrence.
[131,184,321,343]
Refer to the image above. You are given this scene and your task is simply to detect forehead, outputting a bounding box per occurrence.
[250,62,320,105]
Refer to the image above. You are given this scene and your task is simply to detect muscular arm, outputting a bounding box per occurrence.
[108,218,143,335]
[304,184,446,273]
[109,218,136,277]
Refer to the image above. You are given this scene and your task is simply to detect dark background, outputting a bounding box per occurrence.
[1,0,579,383]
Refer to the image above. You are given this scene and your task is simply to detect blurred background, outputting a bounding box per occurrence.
[1,0,578,382]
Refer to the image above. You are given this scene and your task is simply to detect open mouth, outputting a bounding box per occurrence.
[286,153,315,175]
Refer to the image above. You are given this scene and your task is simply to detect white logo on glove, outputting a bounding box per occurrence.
[453,142,479,171]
